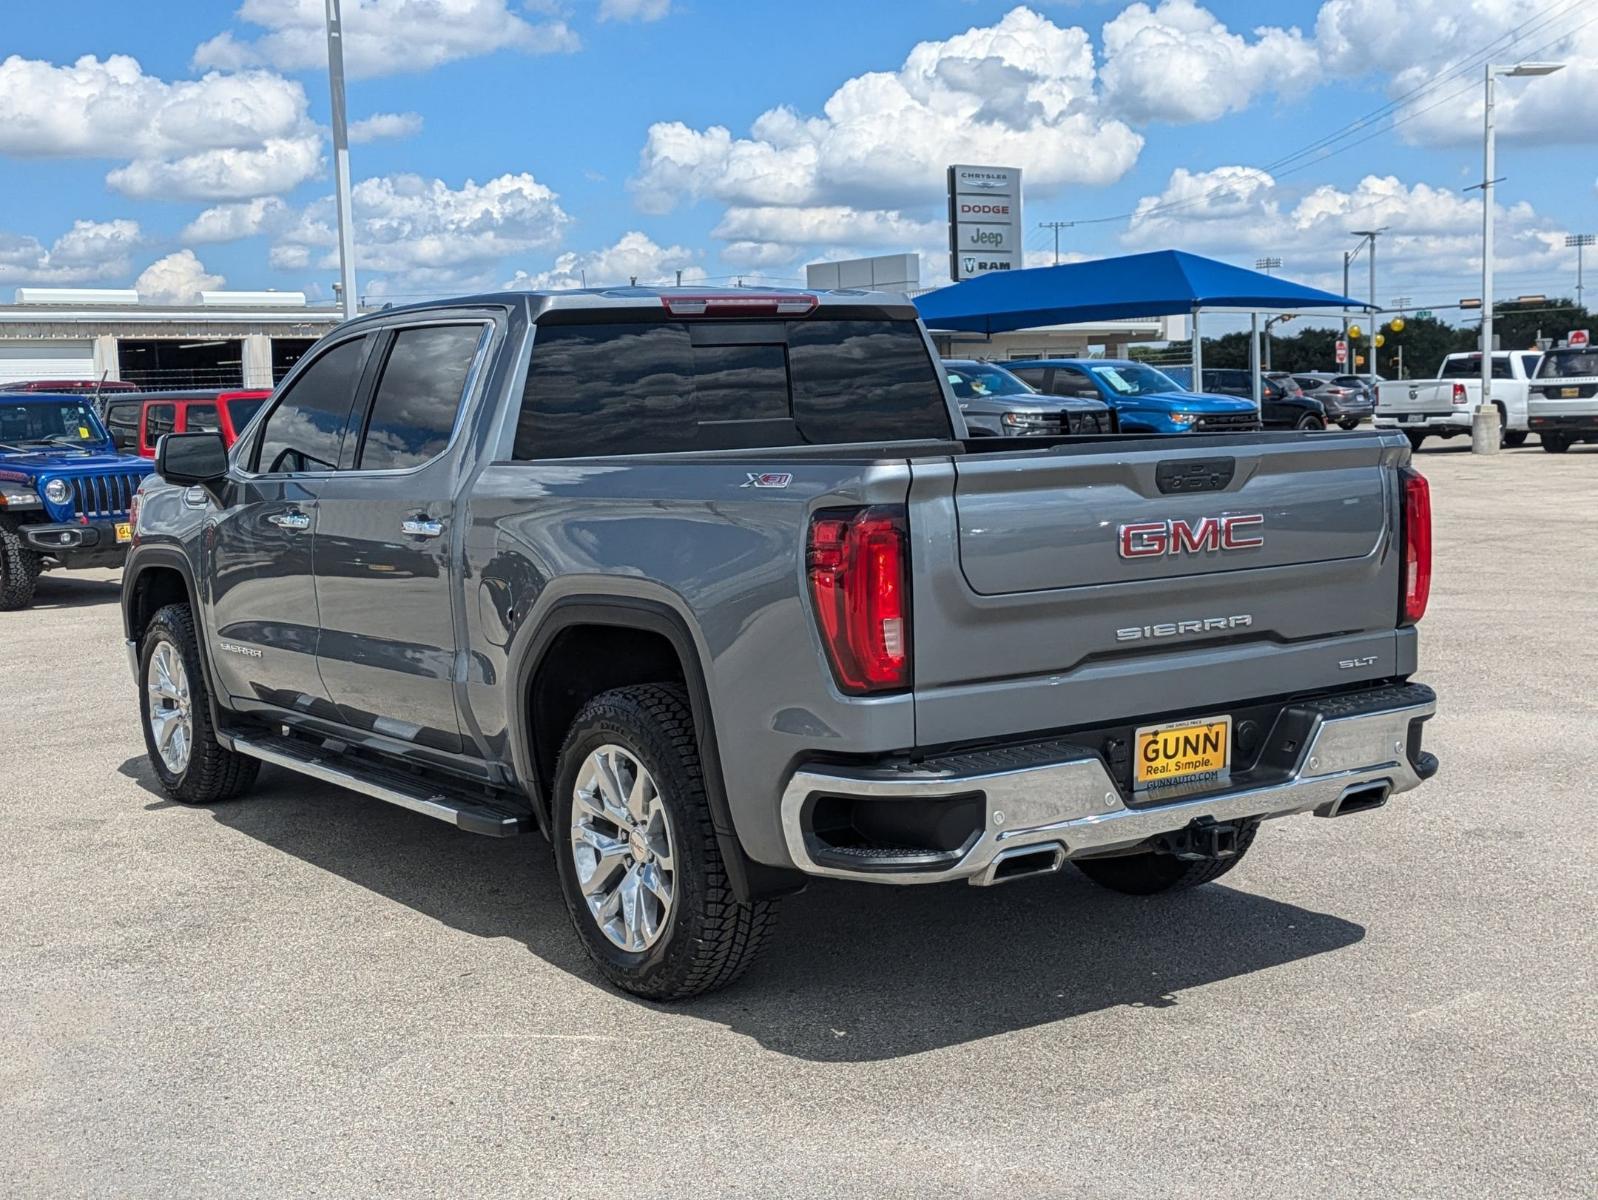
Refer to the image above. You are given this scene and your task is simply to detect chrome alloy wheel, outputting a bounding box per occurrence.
[146,639,193,775]
[569,744,676,953]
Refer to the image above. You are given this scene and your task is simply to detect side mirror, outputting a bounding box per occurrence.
[156,431,229,487]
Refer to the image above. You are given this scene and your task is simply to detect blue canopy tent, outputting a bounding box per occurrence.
[914,249,1375,404]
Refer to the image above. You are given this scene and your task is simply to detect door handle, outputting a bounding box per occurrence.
[401,517,444,538]
[267,510,311,531]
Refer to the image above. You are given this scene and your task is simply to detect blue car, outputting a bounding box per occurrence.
[1004,358,1262,434]
[0,393,152,609]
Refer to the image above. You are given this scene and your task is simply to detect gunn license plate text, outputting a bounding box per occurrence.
[1135,716,1231,788]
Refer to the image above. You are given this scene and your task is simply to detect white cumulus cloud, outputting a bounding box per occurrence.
[1122,165,1567,298]
[195,0,579,79]
[1314,0,1598,146]
[273,172,572,293]
[503,231,704,290]
[0,53,322,200]
[348,111,423,143]
[135,249,225,304]
[0,219,142,285]
[632,6,1142,216]
[180,197,290,244]
[1100,0,1318,123]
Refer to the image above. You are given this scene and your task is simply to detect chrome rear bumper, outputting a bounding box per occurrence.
[779,684,1436,886]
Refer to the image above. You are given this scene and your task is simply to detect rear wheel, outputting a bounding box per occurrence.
[1405,431,1427,452]
[1503,429,1528,448]
[0,520,41,611]
[1338,419,1360,431]
[1542,434,1571,453]
[1296,413,1326,431]
[139,603,259,804]
[1073,822,1260,895]
[552,684,777,1000]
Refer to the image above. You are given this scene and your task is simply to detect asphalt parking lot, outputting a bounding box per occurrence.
[3,442,1595,1199]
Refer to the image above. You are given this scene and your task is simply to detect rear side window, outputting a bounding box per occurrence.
[1441,357,1511,380]
[1049,368,1102,399]
[514,318,949,459]
[1009,367,1049,386]
[185,404,220,433]
[254,337,365,473]
[357,324,484,470]
[227,396,267,430]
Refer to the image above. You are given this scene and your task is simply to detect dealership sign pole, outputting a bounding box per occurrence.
[948,165,1023,281]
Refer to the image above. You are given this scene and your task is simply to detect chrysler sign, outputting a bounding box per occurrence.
[948,165,1022,280]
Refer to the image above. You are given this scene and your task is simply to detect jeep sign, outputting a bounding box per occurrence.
[948,164,1022,281]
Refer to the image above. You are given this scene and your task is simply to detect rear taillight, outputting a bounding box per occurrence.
[1400,467,1431,624]
[807,507,910,693]
[1451,382,1468,405]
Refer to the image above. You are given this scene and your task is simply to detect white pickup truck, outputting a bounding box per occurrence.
[1375,350,1542,450]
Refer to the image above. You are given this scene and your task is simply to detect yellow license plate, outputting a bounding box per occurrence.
[1135,716,1231,789]
[115,522,132,543]
[1563,387,1580,398]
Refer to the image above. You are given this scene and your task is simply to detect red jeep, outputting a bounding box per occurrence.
[103,389,272,457]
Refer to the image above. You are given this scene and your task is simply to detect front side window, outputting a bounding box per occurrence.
[253,337,365,473]
[357,324,484,470]
[106,403,140,448]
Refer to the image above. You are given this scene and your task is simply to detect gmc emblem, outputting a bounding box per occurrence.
[1118,515,1264,559]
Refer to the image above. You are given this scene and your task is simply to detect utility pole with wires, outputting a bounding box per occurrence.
[1038,221,1075,266]
[324,0,358,322]
[1567,233,1594,309]
[1350,229,1386,386]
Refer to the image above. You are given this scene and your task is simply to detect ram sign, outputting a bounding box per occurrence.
[948,165,1023,281]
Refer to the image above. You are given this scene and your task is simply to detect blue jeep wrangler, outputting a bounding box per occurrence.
[0,393,152,610]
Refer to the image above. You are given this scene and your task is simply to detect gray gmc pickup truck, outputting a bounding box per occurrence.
[122,287,1439,1000]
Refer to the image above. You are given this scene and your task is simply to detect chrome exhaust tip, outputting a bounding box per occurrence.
[971,842,1067,886]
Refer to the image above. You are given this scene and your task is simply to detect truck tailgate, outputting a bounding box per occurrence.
[907,434,1411,745]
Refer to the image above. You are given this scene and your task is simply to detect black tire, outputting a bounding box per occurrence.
[0,520,41,611]
[138,603,259,804]
[1503,429,1528,448]
[1073,822,1260,896]
[1338,419,1360,431]
[1542,434,1571,453]
[1296,413,1326,431]
[1405,431,1427,452]
[552,683,777,1001]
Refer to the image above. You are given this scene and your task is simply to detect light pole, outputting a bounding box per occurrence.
[1566,233,1594,309]
[1350,229,1386,385]
[325,0,359,321]
[1255,259,1282,367]
[1478,62,1563,408]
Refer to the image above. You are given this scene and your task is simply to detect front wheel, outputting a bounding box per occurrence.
[139,603,259,804]
[1542,434,1571,453]
[1338,419,1360,431]
[552,684,777,1000]
[0,520,41,611]
[1073,822,1260,895]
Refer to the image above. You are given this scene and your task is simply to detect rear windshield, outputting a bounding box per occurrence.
[1535,349,1598,378]
[514,318,951,458]
[1441,356,1512,380]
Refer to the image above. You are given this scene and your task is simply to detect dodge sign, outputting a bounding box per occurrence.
[948,165,1022,281]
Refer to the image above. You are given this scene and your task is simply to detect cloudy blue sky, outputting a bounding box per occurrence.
[1,0,1594,314]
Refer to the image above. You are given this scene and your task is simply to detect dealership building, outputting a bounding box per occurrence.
[0,288,347,390]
